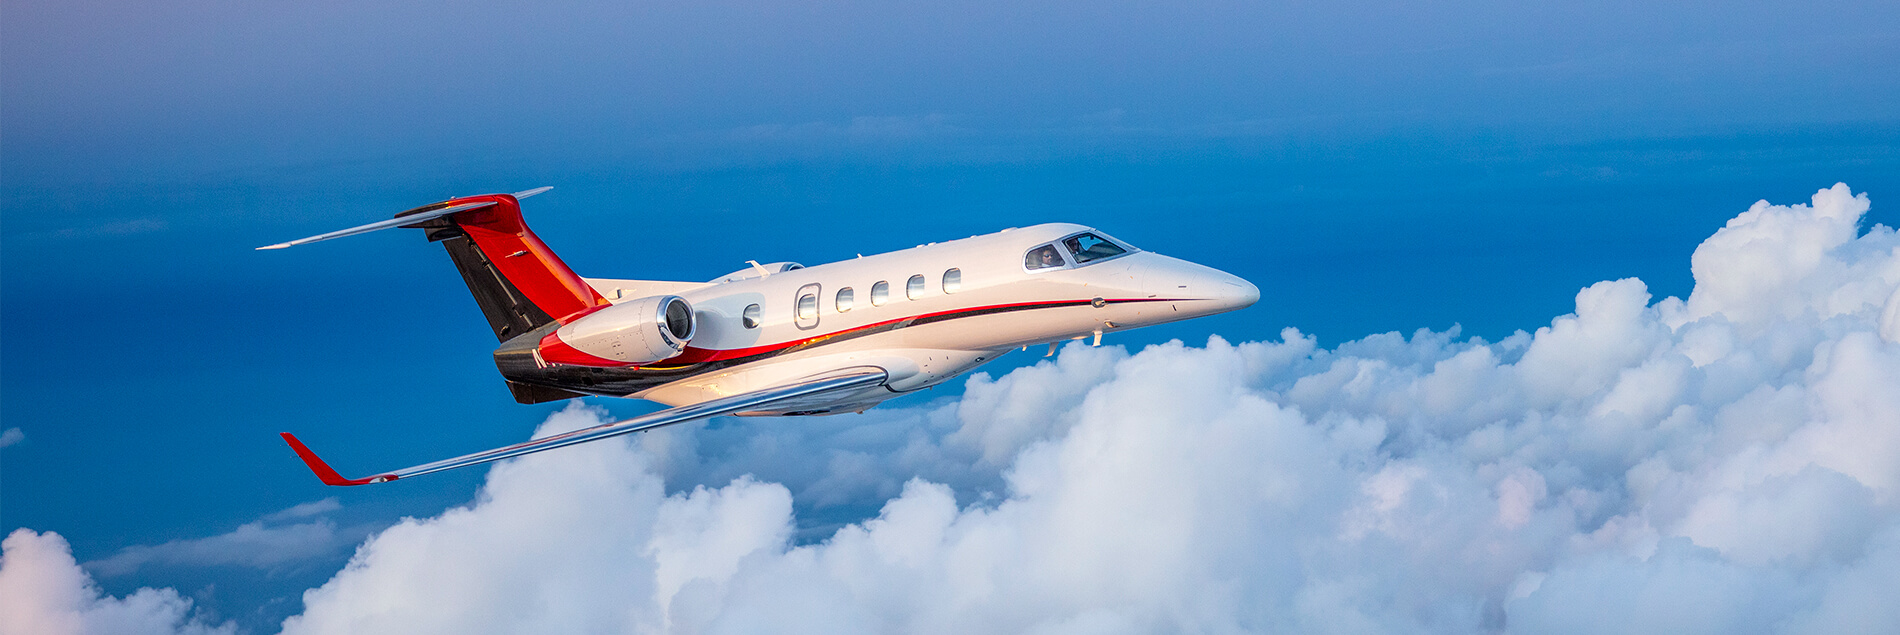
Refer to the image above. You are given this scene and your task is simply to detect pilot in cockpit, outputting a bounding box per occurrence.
[1026,245,1067,270]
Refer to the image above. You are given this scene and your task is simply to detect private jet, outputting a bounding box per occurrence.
[261,188,1257,485]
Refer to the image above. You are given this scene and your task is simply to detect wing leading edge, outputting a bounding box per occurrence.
[281,368,888,486]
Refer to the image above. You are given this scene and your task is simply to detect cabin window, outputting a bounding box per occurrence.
[1025,244,1067,270]
[942,268,962,293]
[797,294,819,320]
[836,287,855,312]
[742,304,762,329]
[871,281,890,306]
[906,274,926,300]
[1062,233,1128,264]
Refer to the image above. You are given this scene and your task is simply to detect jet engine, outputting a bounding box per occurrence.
[537,295,696,366]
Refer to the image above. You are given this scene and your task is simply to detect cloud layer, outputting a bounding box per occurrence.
[0,530,233,635]
[84,499,350,578]
[5,184,1898,633]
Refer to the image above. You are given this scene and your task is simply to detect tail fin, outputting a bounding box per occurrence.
[258,188,605,404]
[393,192,609,341]
[259,187,608,339]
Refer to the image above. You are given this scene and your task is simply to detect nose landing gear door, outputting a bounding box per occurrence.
[793,283,821,330]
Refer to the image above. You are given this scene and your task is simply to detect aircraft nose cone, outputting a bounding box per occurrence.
[1204,268,1259,312]
[1134,253,1258,317]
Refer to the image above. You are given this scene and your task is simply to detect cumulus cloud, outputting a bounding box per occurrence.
[7,183,1898,633]
[0,427,23,449]
[0,530,234,635]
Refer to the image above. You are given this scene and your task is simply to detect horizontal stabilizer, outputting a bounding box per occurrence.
[255,187,552,250]
[280,368,888,486]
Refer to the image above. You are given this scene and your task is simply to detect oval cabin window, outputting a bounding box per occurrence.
[797,294,818,320]
[871,281,890,306]
[836,287,855,312]
[742,304,762,329]
[906,275,926,300]
[942,268,962,293]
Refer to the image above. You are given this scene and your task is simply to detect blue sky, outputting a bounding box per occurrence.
[4,0,1898,631]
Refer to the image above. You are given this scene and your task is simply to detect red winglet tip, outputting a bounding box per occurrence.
[280,433,378,486]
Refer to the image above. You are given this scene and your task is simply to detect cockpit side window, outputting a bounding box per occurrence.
[1024,244,1067,270]
[1062,233,1128,264]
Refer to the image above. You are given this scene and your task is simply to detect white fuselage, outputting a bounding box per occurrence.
[571,223,1257,412]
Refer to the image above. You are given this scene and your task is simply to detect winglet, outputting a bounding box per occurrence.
[280,433,397,486]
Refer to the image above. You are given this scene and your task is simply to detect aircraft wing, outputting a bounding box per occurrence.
[280,368,888,486]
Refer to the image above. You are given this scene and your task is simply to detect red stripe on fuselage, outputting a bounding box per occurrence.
[444,194,609,322]
[658,297,1178,365]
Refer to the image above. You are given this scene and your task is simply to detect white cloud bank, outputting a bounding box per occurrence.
[6,183,1899,634]
[0,530,234,635]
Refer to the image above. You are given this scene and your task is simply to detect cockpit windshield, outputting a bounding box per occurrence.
[1062,233,1128,264]
[1025,244,1067,270]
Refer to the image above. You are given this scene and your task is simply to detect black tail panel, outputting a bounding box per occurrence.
[427,225,559,342]
[394,202,561,343]
[399,213,585,404]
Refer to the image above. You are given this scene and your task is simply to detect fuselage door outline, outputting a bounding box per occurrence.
[793,282,822,330]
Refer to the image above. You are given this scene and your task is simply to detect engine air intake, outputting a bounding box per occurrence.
[664,297,694,341]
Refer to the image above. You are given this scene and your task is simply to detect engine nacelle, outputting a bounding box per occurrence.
[537,295,696,366]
